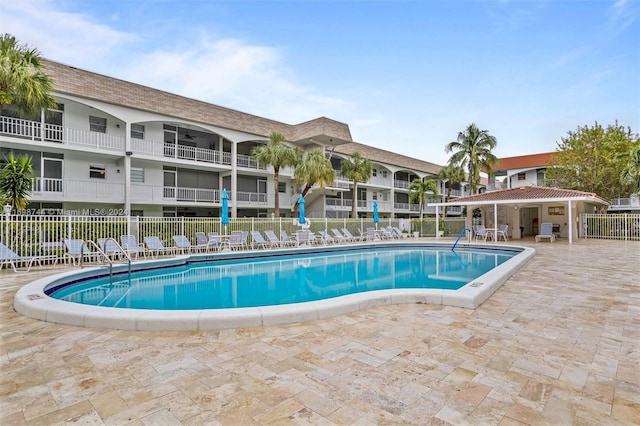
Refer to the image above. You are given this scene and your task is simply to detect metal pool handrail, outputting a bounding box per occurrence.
[81,238,132,285]
[451,228,471,251]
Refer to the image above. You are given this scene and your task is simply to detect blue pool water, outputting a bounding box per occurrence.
[47,246,517,310]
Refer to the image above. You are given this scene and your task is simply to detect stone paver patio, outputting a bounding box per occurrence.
[1,239,638,425]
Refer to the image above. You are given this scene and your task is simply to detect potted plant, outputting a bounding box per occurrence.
[438,218,450,237]
[411,219,421,238]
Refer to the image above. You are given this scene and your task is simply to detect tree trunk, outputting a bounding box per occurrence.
[273,168,280,217]
[351,182,358,218]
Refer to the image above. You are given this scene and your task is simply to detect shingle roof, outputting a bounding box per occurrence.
[440,186,609,205]
[43,60,353,143]
[44,59,449,175]
[334,142,442,175]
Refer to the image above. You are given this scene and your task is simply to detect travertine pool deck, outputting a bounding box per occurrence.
[1,239,638,425]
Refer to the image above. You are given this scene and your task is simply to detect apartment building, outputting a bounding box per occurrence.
[490,152,639,213]
[0,60,470,218]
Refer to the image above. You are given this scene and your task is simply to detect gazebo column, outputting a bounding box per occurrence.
[493,203,498,243]
[568,201,573,244]
[512,206,521,240]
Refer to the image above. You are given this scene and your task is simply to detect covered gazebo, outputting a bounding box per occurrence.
[429,186,610,244]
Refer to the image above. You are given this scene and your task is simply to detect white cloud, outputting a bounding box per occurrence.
[0,0,134,71]
[0,0,354,126]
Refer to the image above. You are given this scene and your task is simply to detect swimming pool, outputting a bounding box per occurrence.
[15,242,535,331]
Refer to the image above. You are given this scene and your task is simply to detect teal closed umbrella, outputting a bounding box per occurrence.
[298,195,305,225]
[221,189,229,233]
[373,200,379,229]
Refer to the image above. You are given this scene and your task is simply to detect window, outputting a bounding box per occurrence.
[131,167,145,183]
[90,163,106,179]
[372,169,377,177]
[89,116,107,133]
[278,182,287,193]
[517,172,526,181]
[381,170,388,178]
[131,124,145,139]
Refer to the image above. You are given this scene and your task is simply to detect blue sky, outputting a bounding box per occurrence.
[1,0,638,165]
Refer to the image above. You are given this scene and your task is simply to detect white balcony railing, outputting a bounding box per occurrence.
[1,116,124,152]
[236,191,268,204]
[609,196,640,209]
[163,186,218,203]
[237,154,265,170]
[394,179,410,189]
[32,177,63,193]
[326,199,353,209]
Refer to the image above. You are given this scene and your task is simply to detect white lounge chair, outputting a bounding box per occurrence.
[265,230,289,248]
[250,231,270,249]
[0,242,57,272]
[342,228,361,242]
[97,238,125,261]
[331,228,348,243]
[143,236,175,258]
[172,235,194,253]
[120,235,145,259]
[195,232,221,252]
[64,238,98,265]
[280,230,297,247]
[536,223,556,243]
[318,230,336,245]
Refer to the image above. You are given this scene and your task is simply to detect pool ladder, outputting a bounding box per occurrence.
[451,228,471,251]
[81,238,132,285]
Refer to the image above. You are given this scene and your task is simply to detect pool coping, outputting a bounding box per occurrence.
[14,242,535,331]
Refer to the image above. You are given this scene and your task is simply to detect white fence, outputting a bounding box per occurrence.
[582,214,640,240]
[1,215,456,261]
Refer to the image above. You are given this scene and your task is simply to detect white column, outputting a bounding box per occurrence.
[435,207,440,240]
[231,140,237,218]
[568,201,573,244]
[124,123,132,209]
[124,122,132,235]
[493,203,498,243]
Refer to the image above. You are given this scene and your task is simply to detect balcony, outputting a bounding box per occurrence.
[30,178,124,202]
[130,138,232,166]
[32,177,63,193]
[1,116,124,152]
[236,191,268,204]
[609,196,640,211]
[394,179,410,189]
[236,154,265,170]
[329,174,351,189]
[326,199,352,210]
[163,186,218,203]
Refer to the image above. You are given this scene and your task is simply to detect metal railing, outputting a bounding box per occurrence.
[1,116,125,151]
[582,214,640,240]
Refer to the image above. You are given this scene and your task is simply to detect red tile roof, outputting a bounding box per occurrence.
[442,186,609,205]
[491,152,556,172]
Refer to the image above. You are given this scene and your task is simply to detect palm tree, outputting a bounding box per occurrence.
[294,148,336,197]
[0,152,35,211]
[438,163,465,217]
[251,132,299,217]
[619,143,640,194]
[408,178,439,220]
[341,152,373,218]
[0,33,56,115]
[445,123,498,193]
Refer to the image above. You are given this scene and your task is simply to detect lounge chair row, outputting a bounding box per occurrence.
[1,226,412,272]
